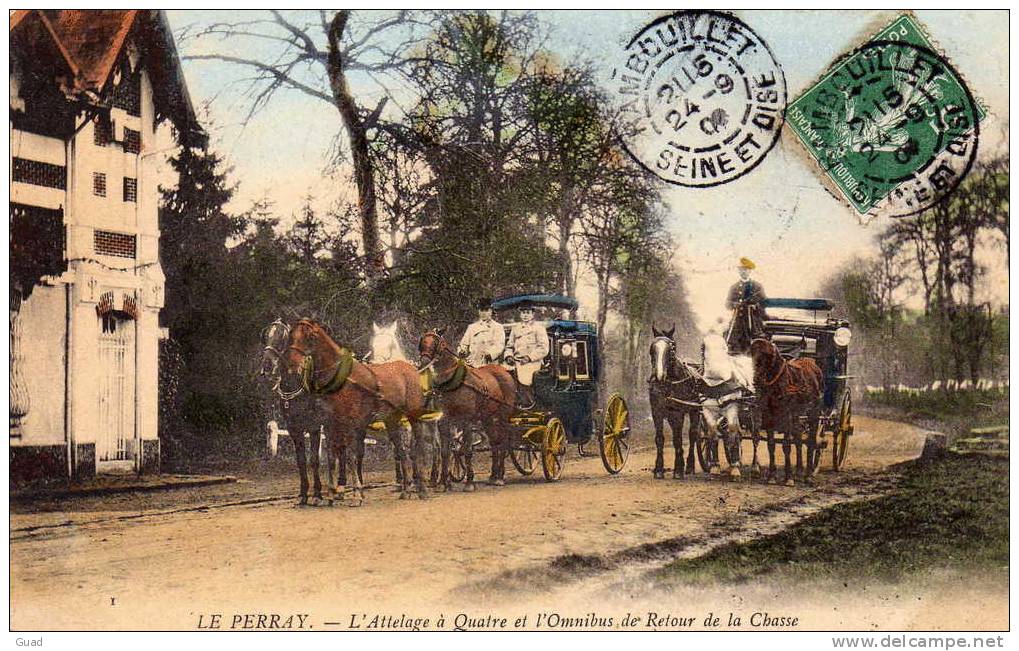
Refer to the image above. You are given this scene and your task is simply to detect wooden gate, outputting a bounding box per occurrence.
[97,320,136,473]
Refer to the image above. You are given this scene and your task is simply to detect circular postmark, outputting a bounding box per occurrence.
[788,39,979,218]
[612,11,787,188]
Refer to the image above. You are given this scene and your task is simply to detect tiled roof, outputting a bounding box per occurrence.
[11,10,203,144]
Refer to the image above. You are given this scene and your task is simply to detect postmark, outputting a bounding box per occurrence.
[786,14,981,217]
[613,11,787,188]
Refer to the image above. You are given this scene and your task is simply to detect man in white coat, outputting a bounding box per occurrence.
[504,305,550,409]
[457,297,505,367]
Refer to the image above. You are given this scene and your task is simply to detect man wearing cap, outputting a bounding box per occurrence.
[504,305,550,409]
[725,257,767,354]
[458,297,506,367]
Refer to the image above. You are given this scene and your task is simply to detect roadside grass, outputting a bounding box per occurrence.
[860,388,1009,433]
[650,452,1008,587]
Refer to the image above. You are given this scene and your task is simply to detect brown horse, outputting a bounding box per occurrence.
[418,328,517,491]
[284,319,432,503]
[750,338,822,485]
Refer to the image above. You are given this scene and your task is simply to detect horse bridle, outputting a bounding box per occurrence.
[261,319,306,400]
[651,336,697,385]
[752,338,787,386]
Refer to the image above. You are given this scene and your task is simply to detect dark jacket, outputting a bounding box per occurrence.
[725,279,767,354]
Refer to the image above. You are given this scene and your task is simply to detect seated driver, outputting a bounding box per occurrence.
[504,305,550,409]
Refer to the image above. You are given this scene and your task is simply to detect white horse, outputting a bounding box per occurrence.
[700,333,754,479]
[370,321,408,363]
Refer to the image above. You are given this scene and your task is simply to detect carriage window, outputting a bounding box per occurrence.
[557,340,572,380]
[574,341,590,379]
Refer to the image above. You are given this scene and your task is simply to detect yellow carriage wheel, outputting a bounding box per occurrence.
[599,393,631,474]
[832,390,852,471]
[541,418,567,482]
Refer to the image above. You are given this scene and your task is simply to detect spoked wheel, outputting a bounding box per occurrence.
[449,428,466,483]
[832,390,853,471]
[805,416,823,475]
[599,393,631,474]
[693,414,711,472]
[541,418,567,482]
[510,443,537,476]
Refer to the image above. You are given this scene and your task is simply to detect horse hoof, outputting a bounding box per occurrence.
[434,483,447,493]
[488,478,505,487]
[653,470,665,480]
[730,467,742,480]
[464,482,477,493]
[417,492,429,500]
[784,477,795,487]
[672,471,684,480]
[348,499,363,508]
[709,466,720,476]
[751,463,762,476]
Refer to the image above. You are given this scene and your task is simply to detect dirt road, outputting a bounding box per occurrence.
[11,415,1004,631]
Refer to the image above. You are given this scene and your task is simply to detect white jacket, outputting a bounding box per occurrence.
[458,319,506,367]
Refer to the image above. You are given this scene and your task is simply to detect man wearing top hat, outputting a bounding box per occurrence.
[725,257,767,354]
[458,297,506,367]
[503,303,550,409]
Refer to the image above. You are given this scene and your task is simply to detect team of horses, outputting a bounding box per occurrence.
[260,316,824,507]
[648,325,823,486]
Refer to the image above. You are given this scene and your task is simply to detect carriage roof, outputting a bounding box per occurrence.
[492,294,579,312]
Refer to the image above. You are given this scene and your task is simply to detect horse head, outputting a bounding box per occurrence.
[285,319,334,375]
[749,338,781,379]
[259,318,291,379]
[371,320,406,363]
[418,327,450,367]
[649,334,676,382]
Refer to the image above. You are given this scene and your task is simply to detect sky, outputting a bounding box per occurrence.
[165,9,1009,330]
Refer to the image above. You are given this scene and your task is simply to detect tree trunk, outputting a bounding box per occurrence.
[327,11,384,280]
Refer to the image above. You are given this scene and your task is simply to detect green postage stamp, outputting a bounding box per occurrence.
[786,14,982,217]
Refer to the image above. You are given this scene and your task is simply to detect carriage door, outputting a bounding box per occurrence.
[97,319,136,473]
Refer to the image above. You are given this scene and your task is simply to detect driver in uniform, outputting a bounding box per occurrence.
[457,297,505,367]
[725,257,767,354]
[504,304,550,409]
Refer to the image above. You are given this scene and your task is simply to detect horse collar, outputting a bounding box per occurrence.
[301,348,356,395]
[762,358,787,386]
[433,358,468,392]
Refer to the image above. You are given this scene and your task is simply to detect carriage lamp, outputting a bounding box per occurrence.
[560,342,575,358]
[833,327,852,347]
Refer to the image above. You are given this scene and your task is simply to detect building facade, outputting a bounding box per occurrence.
[10,10,203,483]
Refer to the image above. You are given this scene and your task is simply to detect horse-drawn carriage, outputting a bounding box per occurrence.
[651,297,853,482]
[444,294,632,482]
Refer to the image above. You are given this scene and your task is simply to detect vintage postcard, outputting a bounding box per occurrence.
[7,8,1010,643]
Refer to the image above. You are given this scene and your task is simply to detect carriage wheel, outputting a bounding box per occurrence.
[832,390,853,471]
[693,415,711,472]
[598,393,630,474]
[510,435,538,476]
[449,428,466,483]
[541,418,567,482]
[806,416,823,474]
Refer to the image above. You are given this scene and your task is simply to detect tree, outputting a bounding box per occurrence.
[182,10,434,279]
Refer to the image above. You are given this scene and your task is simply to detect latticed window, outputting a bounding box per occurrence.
[94,230,136,258]
[123,177,137,202]
[93,172,107,197]
[94,118,111,146]
[123,128,141,154]
[113,70,141,117]
[12,158,66,189]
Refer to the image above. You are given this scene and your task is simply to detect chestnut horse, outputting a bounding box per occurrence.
[418,328,517,491]
[284,319,433,503]
[749,338,822,485]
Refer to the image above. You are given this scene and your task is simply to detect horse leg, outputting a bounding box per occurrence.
[346,432,364,507]
[794,424,804,482]
[670,413,684,479]
[766,429,778,484]
[488,423,507,486]
[462,424,476,492]
[685,411,699,475]
[436,423,451,492]
[292,427,309,506]
[308,428,323,506]
[411,421,431,499]
[391,419,414,499]
[750,421,762,478]
[428,422,440,489]
[726,404,742,481]
[782,426,794,486]
[651,405,666,479]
